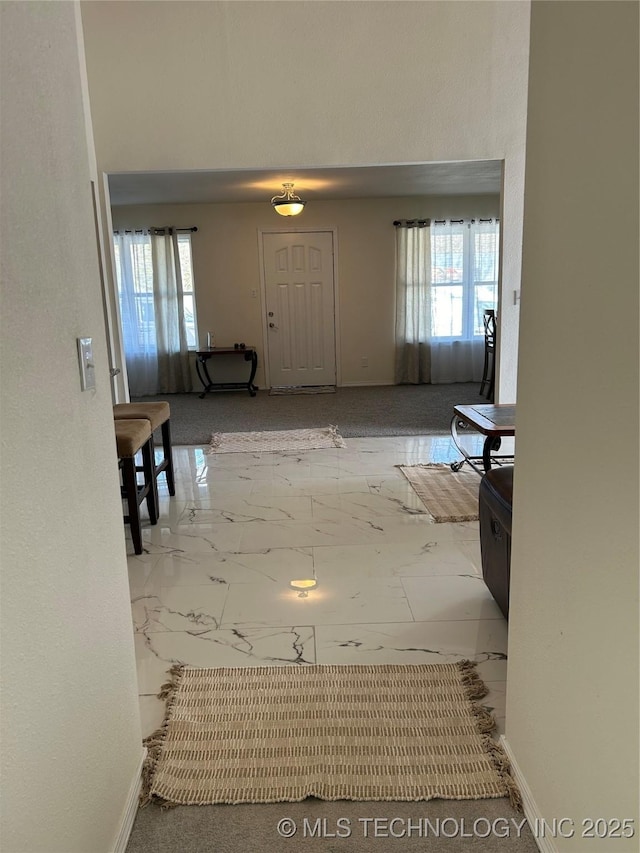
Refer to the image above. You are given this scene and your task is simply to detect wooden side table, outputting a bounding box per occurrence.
[450,403,516,474]
[195,347,258,397]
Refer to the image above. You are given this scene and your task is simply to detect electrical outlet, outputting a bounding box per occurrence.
[77,337,95,391]
[361,356,368,368]
[251,289,258,299]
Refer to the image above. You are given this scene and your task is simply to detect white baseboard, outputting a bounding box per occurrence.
[112,748,147,853]
[500,736,557,853]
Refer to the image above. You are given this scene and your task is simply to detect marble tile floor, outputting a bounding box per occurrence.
[126,434,512,741]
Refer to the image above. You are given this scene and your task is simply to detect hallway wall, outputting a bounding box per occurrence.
[0,4,143,851]
[506,2,639,848]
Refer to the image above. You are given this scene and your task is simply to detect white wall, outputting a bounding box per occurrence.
[81,0,530,402]
[506,2,639,848]
[0,4,143,851]
[112,194,500,388]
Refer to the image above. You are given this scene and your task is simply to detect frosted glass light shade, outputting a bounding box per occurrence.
[273,200,305,216]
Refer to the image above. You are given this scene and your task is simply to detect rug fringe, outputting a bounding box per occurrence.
[481,735,524,812]
[470,702,497,734]
[456,661,523,812]
[457,659,490,701]
[327,424,347,448]
[140,664,186,809]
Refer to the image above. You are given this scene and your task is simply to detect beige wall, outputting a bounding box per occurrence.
[0,3,143,851]
[506,2,639,848]
[81,0,530,402]
[112,195,500,388]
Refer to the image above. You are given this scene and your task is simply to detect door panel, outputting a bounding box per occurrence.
[263,232,336,387]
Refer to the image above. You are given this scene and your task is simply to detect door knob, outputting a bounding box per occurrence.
[269,322,276,328]
[268,311,274,317]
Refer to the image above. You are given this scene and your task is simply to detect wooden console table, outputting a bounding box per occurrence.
[195,347,258,398]
[450,403,516,474]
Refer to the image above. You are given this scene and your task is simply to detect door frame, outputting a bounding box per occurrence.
[96,172,130,402]
[257,226,341,389]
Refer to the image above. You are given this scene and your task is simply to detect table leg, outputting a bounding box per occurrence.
[450,415,465,471]
[482,436,502,472]
[450,415,482,473]
[196,357,213,399]
[245,350,258,396]
[450,415,496,475]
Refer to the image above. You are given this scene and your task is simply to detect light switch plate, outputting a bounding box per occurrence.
[77,337,96,391]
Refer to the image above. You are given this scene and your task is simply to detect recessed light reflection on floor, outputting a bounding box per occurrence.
[289,578,318,595]
[287,575,328,600]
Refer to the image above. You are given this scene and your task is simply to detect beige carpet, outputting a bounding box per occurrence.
[208,425,346,453]
[141,663,520,809]
[398,463,480,523]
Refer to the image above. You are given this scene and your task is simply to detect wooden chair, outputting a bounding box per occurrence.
[479,309,496,402]
[114,418,158,555]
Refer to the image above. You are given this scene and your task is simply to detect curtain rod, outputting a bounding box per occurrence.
[150,226,198,233]
[432,218,499,225]
[114,227,198,234]
[393,219,430,227]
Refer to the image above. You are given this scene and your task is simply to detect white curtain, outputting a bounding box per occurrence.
[394,221,431,383]
[429,220,480,383]
[113,230,157,396]
[430,339,485,383]
[429,219,499,383]
[150,229,192,393]
[113,229,193,396]
[394,218,499,384]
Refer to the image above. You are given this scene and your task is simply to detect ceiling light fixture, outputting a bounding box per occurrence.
[271,182,306,217]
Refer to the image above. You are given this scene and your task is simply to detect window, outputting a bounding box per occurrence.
[430,220,499,339]
[176,233,198,349]
[112,230,198,350]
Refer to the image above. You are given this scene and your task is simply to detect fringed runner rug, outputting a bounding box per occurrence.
[141,663,521,809]
[397,463,480,523]
[208,425,346,454]
[269,385,336,395]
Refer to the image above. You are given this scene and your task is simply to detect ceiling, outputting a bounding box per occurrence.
[107,161,502,207]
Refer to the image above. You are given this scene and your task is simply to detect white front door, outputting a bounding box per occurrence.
[262,231,337,387]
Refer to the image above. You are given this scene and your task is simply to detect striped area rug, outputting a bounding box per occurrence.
[141,663,520,808]
[397,463,480,523]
